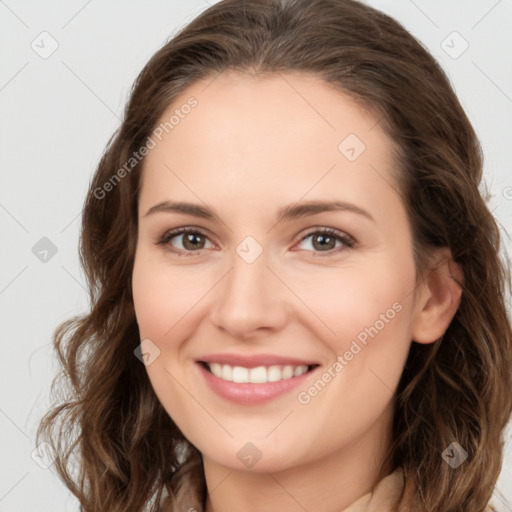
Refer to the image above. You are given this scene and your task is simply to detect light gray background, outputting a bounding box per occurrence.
[1,1,511,511]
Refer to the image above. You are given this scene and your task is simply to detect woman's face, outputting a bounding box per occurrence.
[132,70,424,473]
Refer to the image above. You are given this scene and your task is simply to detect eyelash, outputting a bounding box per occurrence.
[155,226,356,258]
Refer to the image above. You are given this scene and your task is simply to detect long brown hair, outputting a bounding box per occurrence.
[37,0,512,510]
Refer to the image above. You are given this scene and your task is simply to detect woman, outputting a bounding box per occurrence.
[37,0,512,511]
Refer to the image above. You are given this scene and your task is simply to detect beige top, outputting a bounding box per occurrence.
[154,465,499,511]
[341,466,497,512]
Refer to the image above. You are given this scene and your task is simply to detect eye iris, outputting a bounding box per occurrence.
[170,230,343,253]
[183,233,205,250]
[313,233,335,251]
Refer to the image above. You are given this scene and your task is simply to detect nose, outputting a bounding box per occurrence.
[209,248,290,340]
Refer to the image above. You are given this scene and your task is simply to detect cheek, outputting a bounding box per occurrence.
[291,257,416,353]
[132,250,209,339]
[132,269,169,341]
[132,253,204,424]
[290,268,414,454]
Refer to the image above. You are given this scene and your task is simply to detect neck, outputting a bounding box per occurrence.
[202,403,394,512]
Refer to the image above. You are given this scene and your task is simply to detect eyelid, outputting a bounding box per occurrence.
[293,226,355,256]
[156,225,356,257]
[157,226,217,255]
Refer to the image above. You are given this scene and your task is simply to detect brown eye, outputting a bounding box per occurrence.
[311,233,337,251]
[295,228,355,256]
[181,232,207,250]
[158,228,214,254]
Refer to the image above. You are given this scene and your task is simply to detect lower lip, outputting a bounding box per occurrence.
[197,363,317,404]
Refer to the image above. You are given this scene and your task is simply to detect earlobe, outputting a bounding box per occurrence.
[411,249,463,345]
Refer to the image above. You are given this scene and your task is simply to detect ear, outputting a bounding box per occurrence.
[411,248,463,344]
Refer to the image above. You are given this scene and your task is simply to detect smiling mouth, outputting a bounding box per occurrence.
[199,361,319,384]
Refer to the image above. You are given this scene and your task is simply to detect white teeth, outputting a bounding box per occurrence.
[249,366,267,383]
[221,364,233,381]
[282,365,294,379]
[232,366,249,383]
[206,363,310,383]
[210,363,222,376]
[267,366,282,382]
[294,365,308,377]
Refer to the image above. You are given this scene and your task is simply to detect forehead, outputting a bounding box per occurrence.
[139,70,402,220]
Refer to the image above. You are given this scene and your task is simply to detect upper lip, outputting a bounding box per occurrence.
[197,353,319,368]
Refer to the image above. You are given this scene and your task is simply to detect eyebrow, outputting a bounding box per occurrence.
[144,199,375,223]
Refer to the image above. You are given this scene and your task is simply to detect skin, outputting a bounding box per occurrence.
[132,70,462,512]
